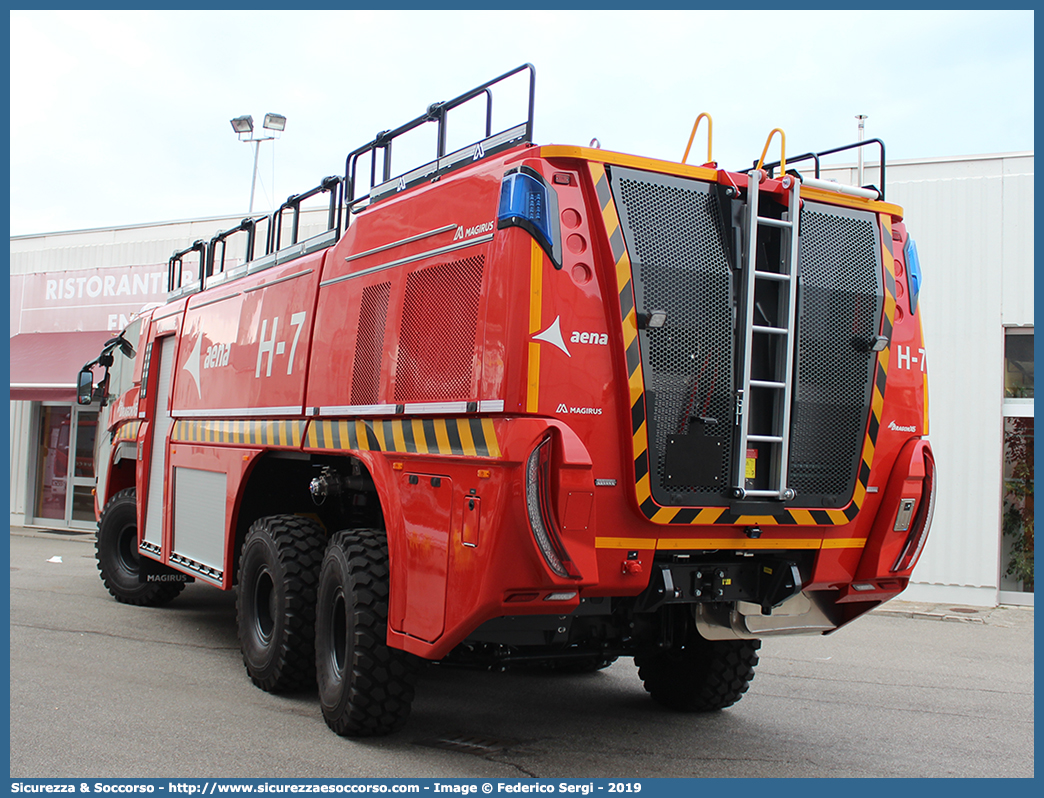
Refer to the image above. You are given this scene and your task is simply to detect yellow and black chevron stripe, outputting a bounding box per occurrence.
[113,420,141,442]
[306,417,502,459]
[593,163,895,528]
[173,419,306,447]
[169,416,502,458]
[591,162,654,501]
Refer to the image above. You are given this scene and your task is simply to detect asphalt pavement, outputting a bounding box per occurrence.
[9,527,1035,779]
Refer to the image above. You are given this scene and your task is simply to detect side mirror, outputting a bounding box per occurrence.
[77,368,95,406]
[103,332,136,360]
[117,338,136,359]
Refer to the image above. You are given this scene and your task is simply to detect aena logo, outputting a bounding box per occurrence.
[570,331,609,345]
[534,318,611,356]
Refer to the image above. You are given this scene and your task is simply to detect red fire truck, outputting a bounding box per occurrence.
[79,64,935,737]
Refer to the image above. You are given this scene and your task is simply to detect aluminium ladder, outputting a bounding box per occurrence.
[733,171,801,501]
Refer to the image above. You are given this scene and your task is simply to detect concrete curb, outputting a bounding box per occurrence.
[10,526,95,543]
[873,605,987,624]
[872,599,1033,625]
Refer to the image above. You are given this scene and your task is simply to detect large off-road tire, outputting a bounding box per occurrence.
[236,514,326,693]
[635,635,760,712]
[96,488,185,606]
[315,528,421,737]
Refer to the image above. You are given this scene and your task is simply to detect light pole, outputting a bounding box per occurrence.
[230,113,287,214]
[855,114,868,187]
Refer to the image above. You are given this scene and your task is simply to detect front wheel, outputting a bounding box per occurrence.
[96,488,185,606]
[315,529,421,736]
[635,634,760,712]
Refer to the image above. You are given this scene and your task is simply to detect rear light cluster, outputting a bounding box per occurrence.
[525,438,579,578]
[891,450,937,573]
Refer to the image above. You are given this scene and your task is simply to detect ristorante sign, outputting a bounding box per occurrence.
[14,264,168,334]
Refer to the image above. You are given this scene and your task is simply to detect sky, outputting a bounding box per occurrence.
[8,9,1035,237]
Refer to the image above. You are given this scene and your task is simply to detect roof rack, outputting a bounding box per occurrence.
[344,63,536,212]
[760,138,887,201]
[208,216,267,280]
[166,176,345,299]
[166,66,536,301]
[270,175,343,253]
[168,240,206,294]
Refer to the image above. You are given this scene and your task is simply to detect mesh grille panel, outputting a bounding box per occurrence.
[611,168,882,510]
[394,256,484,403]
[615,173,733,496]
[350,281,391,406]
[790,206,882,499]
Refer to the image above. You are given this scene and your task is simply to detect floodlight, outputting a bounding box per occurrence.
[263,113,287,132]
[230,115,254,134]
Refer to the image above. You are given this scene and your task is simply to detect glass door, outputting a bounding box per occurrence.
[71,409,99,526]
[32,403,99,529]
[34,405,72,522]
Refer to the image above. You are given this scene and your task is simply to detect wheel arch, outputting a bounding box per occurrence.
[100,457,137,512]
[230,449,386,585]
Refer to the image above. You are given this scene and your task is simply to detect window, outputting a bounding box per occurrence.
[1001,327,1033,599]
[1001,417,1034,594]
[1004,329,1034,398]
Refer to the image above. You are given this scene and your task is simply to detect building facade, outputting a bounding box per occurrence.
[8,152,1034,606]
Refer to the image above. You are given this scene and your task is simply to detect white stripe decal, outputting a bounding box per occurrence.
[314,400,505,417]
[403,402,470,414]
[321,234,494,287]
[344,225,457,263]
[317,404,398,417]
[171,406,302,418]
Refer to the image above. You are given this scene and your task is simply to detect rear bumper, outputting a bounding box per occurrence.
[385,416,934,657]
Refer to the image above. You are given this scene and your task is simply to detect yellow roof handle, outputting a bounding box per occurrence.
[755,128,786,175]
[681,113,713,165]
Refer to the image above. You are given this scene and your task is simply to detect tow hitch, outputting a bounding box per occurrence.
[638,556,803,615]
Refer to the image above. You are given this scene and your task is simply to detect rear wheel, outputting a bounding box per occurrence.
[96,488,185,606]
[635,633,760,712]
[315,528,421,736]
[237,514,325,692]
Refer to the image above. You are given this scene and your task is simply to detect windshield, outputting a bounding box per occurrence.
[107,318,143,403]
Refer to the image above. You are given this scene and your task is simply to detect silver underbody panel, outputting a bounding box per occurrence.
[695,591,838,640]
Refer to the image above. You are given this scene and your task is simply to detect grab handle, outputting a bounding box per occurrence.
[755,128,786,175]
[681,112,713,165]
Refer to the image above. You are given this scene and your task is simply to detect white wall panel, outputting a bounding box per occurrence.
[8,400,33,524]
[10,208,333,275]
[888,174,1006,599]
[1001,163,1034,326]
